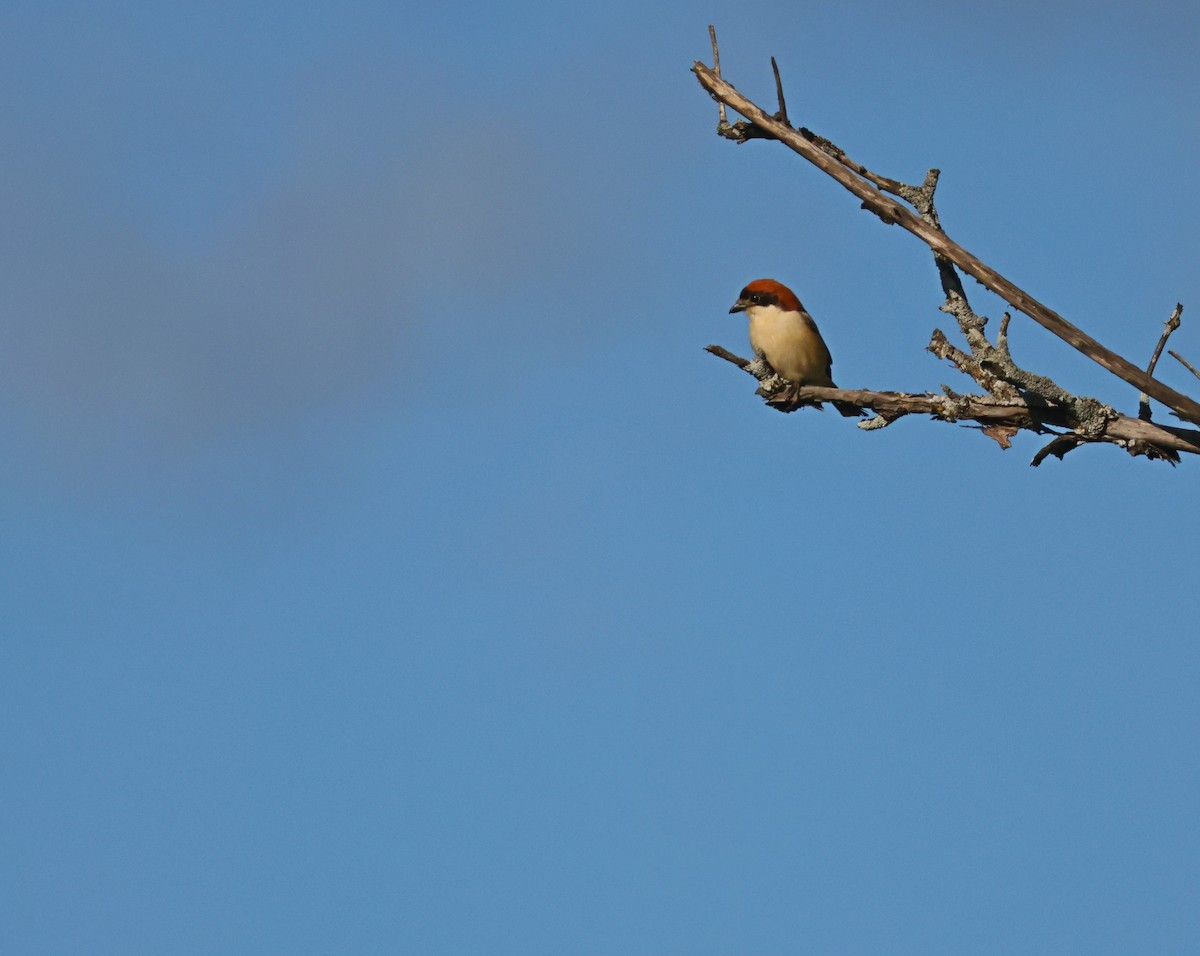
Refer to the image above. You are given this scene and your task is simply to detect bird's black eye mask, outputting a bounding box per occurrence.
[738,288,778,307]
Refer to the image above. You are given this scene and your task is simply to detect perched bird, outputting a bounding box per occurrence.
[729,278,861,416]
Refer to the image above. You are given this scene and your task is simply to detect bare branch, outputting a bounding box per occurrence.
[691,60,1200,426]
[770,57,789,125]
[704,343,750,369]
[706,345,1199,465]
[1169,350,1200,383]
[1139,304,1183,420]
[1030,434,1088,467]
[707,26,727,129]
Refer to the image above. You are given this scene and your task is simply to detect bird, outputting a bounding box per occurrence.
[729,278,861,416]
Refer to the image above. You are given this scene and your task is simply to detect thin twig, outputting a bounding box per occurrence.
[708,26,727,128]
[704,343,750,369]
[1030,434,1086,466]
[770,57,789,125]
[1169,350,1200,383]
[1139,304,1183,420]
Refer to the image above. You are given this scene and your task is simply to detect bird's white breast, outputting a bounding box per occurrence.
[746,304,833,386]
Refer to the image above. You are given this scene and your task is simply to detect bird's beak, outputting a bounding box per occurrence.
[729,298,748,314]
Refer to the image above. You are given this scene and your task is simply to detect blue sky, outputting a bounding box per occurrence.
[3,1,1198,952]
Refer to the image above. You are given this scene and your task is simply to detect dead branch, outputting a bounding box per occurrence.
[1139,304,1183,420]
[707,26,727,130]
[705,344,1200,466]
[692,38,1200,427]
[1169,350,1200,383]
[770,57,788,126]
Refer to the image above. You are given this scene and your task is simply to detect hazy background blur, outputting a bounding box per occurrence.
[4,1,1198,953]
